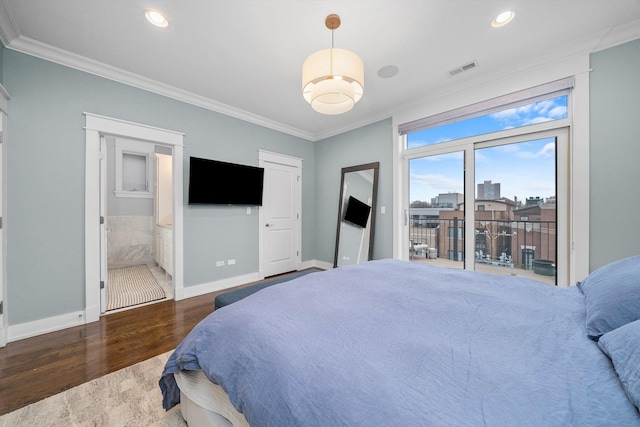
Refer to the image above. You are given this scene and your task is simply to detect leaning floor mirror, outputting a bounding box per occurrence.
[334,162,379,268]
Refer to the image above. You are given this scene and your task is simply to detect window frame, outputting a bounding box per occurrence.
[401,118,571,285]
[114,137,154,199]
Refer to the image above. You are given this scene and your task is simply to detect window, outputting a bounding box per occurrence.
[114,138,154,198]
[122,153,147,192]
[403,82,571,285]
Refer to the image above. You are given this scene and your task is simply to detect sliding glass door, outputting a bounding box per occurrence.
[409,152,464,269]
[473,137,558,284]
[405,129,568,285]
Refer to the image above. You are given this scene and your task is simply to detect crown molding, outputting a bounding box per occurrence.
[4,35,318,141]
[0,0,19,47]
[311,112,391,142]
[2,15,638,143]
[591,18,640,52]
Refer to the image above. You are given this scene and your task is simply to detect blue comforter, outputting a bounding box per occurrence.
[160,259,640,426]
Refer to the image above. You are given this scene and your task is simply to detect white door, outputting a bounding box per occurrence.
[259,151,302,278]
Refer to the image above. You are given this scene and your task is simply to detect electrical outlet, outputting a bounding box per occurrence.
[216,261,225,267]
[228,259,236,265]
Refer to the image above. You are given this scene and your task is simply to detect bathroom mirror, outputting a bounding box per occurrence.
[334,162,379,268]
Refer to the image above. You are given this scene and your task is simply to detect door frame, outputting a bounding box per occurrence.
[84,113,184,323]
[258,149,302,279]
[0,85,7,347]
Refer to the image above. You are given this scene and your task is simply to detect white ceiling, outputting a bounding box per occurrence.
[1,0,639,141]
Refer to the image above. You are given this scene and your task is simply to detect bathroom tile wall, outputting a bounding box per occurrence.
[107,216,155,268]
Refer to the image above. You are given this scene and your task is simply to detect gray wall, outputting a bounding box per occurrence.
[6,35,637,327]
[3,49,315,325]
[314,118,394,264]
[590,38,640,270]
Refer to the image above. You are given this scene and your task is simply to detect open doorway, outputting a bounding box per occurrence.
[100,137,173,312]
[84,113,185,323]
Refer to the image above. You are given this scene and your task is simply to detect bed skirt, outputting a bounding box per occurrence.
[174,370,249,427]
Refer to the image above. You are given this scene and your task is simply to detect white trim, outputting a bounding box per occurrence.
[85,129,101,321]
[392,130,407,260]
[84,113,185,323]
[129,258,333,301]
[399,124,572,285]
[570,70,590,283]
[84,113,184,145]
[0,108,6,347]
[114,137,156,198]
[113,190,153,199]
[181,273,260,300]
[257,149,303,167]
[0,84,9,115]
[7,258,335,341]
[0,1,19,47]
[5,35,316,140]
[299,259,333,271]
[8,310,86,342]
[3,18,640,142]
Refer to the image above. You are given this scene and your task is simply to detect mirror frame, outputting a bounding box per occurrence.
[333,162,380,268]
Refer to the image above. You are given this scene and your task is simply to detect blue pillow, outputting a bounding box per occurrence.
[598,319,640,410]
[577,255,640,340]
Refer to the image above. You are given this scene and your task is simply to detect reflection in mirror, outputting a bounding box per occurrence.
[334,162,379,268]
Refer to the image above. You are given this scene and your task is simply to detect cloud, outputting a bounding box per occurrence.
[417,151,464,162]
[489,97,567,129]
[513,142,555,159]
[410,173,462,195]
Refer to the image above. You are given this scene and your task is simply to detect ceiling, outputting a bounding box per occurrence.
[0,0,639,141]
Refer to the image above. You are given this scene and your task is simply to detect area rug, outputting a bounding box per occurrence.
[0,350,185,427]
[107,265,166,311]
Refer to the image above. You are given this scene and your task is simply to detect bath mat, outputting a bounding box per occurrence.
[107,265,166,311]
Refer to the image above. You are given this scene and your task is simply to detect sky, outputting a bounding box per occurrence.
[408,96,567,204]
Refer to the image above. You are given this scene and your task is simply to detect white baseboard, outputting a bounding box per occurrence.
[180,272,261,300]
[8,310,86,343]
[181,260,332,301]
[301,259,333,270]
[7,259,332,342]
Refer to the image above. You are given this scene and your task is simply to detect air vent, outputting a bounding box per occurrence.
[447,60,478,77]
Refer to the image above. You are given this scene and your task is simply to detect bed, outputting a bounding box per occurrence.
[160,257,640,426]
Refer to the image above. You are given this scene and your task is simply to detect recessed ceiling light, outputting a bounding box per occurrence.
[491,11,515,28]
[145,9,169,28]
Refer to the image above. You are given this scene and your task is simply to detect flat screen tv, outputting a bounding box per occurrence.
[188,156,264,206]
[343,196,371,228]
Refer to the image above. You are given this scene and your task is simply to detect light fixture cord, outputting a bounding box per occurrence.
[330,28,335,77]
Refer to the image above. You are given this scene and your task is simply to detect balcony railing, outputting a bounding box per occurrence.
[409,218,557,281]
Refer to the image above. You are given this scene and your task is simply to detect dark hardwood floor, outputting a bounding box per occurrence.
[0,288,226,416]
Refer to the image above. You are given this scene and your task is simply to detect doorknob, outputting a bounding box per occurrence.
[265,223,274,227]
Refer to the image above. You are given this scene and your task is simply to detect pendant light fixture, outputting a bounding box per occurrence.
[302,14,364,115]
